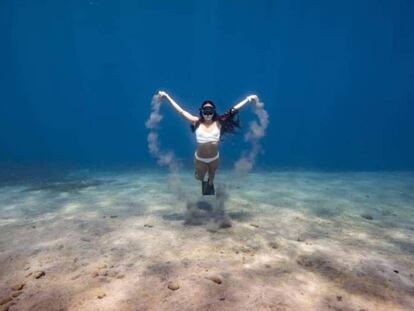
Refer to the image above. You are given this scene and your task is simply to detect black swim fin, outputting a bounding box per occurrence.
[202,180,208,195]
[207,182,215,195]
[202,179,215,195]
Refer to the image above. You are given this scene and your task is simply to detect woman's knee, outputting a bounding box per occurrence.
[195,163,207,180]
[208,159,219,172]
[195,170,204,180]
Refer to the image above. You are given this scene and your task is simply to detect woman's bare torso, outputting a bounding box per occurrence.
[195,120,221,157]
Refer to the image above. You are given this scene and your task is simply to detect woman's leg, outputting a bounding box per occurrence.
[207,158,220,185]
[194,157,208,181]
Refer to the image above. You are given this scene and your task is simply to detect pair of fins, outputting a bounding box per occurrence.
[202,180,215,195]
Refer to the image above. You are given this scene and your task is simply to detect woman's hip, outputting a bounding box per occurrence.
[194,151,220,164]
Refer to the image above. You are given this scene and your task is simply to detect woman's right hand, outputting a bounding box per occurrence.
[158,90,168,98]
[246,95,258,102]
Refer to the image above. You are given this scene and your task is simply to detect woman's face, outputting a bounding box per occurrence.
[202,104,215,121]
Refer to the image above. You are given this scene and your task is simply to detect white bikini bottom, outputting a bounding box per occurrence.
[194,152,219,164]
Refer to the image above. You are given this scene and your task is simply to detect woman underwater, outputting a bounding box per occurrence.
[157,91,258,195]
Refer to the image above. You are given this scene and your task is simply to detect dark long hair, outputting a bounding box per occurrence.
[190,100,240,138]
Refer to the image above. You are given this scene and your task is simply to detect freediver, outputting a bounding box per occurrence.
[157,91,258,195]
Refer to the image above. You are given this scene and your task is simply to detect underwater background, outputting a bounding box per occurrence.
[1,0,413,173]
[1,1,414,311]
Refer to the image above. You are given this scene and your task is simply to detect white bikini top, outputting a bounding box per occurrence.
[195,122,221,143]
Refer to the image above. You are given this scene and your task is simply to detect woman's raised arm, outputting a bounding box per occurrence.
[158,91,199,123]
[232,95,258,111]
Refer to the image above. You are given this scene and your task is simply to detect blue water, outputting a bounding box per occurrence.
[0,0,413,172]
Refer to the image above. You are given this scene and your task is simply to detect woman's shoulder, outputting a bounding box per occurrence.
[190,119,201,132]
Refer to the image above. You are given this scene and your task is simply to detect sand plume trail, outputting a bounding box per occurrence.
[234,97,269,174]
[145,94,185,199]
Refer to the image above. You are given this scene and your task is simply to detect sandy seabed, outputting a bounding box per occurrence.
[0,169,413,311]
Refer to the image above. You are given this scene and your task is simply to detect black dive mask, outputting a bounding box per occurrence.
[201,107,215,116]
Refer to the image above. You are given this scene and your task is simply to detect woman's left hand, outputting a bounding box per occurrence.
[158,90,168,98]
